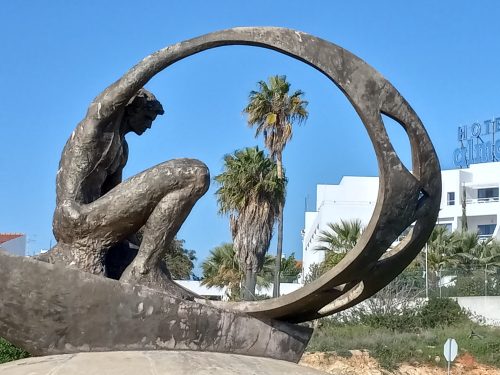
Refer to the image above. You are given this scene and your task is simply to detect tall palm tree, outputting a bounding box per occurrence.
[215,147,285,300]
[243,75,308,297]
[201,243,276,300]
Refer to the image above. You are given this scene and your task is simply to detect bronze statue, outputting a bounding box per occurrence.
[1,28,441,361]
[41,88,209,297]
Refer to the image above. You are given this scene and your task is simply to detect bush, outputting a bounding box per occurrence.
[0,338,29,364]
[418,297,468,328]
[357,310,419,332]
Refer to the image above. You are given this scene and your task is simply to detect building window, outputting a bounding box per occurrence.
[477,224,496,237]
[437,223,452,232]
[447,192,455,205]
[477,187,499,202]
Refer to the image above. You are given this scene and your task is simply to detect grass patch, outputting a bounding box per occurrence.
[0,338,30,364]
[308,322,500,370]
[307,298,500,370]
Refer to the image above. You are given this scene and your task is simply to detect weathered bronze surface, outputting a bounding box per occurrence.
[39,87,209,298]
[0,27,441,361]
[0,251,311,362]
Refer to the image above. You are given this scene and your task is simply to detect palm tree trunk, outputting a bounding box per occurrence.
[273,204,284,297]
[243,268,257,300]
[273,154,284,298]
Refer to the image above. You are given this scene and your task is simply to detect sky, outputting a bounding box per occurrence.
[1,1,500,276]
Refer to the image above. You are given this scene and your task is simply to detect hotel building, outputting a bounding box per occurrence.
[302,161,500,278]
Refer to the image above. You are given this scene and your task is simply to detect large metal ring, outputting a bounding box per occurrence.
[99,27,441,323]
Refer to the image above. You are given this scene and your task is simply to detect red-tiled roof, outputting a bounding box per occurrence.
[0,233,24,244]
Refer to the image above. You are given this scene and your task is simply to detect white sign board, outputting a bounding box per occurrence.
[443,338,458,362]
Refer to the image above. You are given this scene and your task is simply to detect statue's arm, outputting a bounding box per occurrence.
[82,36,214,127]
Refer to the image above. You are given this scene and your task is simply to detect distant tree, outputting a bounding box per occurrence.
[162,238,196,280]
[303,220,364,283]
[201,243,274,300]
[453,231,481,273]
[424,225,459,289]
[243,75,308,297]
[215,147,284,300]
[279,252,302,283]
[454,235,500,296]
[201,243,241,300]
[315,219,364,253]
[130,232,196,280]
[303,263,324,284]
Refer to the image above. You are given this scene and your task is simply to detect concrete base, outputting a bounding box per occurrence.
[0,351,328,374]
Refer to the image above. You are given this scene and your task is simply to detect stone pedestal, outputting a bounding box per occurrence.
[0,252,311,363]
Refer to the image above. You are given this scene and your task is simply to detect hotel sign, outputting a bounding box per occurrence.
[453,118,500,167]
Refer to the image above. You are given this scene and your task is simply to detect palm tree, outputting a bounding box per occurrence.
[201,243,241,300]
[243,75,308,297]
[315,219,364,274]
[215,147,285,300]
[424,226,461,291]
[279,252,302,283]
[201,243,275,300]
[453,231,481,272]
[316,219,364,253]
[455,235,500,295]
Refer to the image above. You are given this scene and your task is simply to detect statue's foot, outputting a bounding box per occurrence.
[120,265,198,300]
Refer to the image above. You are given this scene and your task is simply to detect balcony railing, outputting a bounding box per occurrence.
[466,197,499,204]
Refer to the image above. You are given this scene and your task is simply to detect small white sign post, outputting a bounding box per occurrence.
[443,338,458,375]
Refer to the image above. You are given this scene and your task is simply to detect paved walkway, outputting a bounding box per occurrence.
[0,351,328,374]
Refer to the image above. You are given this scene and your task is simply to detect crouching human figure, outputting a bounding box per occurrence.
[41,88,209,299]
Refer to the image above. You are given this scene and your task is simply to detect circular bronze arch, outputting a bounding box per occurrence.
[95,27,441,323]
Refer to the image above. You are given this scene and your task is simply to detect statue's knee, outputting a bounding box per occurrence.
[161,158,210,195]
[190,160,210,196]
[53,201,85,243]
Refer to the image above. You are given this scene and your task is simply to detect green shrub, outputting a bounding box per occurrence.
[418,297,468,328]
[0,338,29,364]
[357,310,420,332]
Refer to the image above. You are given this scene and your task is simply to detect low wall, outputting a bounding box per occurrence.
[455,296,500,326]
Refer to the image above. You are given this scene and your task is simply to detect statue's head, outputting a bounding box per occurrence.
[124,89,165,135]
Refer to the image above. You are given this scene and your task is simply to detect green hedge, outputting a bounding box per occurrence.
[0,338,29,364]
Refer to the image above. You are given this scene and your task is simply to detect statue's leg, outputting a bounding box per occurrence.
[119,185,204,298]
[49,158,209,289]
[116,159,209,298]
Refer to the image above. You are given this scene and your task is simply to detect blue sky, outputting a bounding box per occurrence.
[1,1,499,275]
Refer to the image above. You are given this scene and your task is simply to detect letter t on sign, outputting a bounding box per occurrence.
[458,126,467,141]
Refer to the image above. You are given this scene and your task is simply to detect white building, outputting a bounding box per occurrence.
[302,161,500,278]
[0,233,26,256]
[176,280,302,300]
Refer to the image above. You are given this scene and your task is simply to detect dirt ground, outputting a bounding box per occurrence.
[299,351,500,375]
